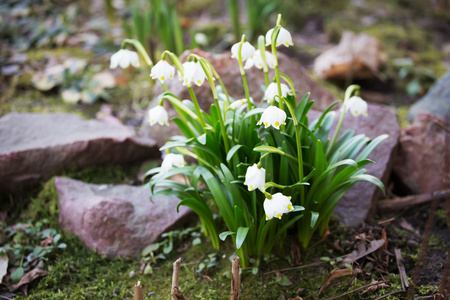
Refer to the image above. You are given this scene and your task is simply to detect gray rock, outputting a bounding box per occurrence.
[0,113,159,193]
[309,103,400,227]
[55,177,193,258]
[393,112,448,194]
[141,49,336,147]
[408,70,450,122]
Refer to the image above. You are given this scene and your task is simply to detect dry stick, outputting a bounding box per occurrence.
[264,261,325,275]
[172,258,182,300]
[134,281,143,300]
[324,280,391,300]
[377,189,450,213]
[437,132,450,300]
[230,256,241,300]
[394,248,410,290]
[406,193,441,300]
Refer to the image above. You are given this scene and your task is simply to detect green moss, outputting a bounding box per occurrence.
[25,47,94,63]
[396,106,412,128]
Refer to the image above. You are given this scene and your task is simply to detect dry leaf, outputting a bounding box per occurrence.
[0,252,8,283]
[342,239,385,265]
[11,267,48,295]
[40,236,53,247]
[318,268,356,294]
[380,229,388,251]
[361,279,390,295]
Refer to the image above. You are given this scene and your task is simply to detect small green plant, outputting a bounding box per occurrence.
[119,0,186,59]
[226,0,280,42]
[393,57,435,97]
[110,14,386,268]
[1,219,66,283]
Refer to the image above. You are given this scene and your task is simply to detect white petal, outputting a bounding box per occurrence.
[148,105,169,126]
[264,83,290,102]
[150,60,175,82]
[258,106,287,129]
[346,96,368,117]
[231,41,256,61]
[244,164,266,191]
[265,27,293,47]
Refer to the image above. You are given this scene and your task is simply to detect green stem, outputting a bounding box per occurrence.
[188,85,206,128]
[198,60,230,153]
[329,84,360,151]
[122,39,153,67]
[270,26,283,111]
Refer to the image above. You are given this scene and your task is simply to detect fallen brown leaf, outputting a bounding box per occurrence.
[40,236,53,247]
[11,267,48,295]
[342,239,385,265]
[360,279,390,295]
[318,268,356,295]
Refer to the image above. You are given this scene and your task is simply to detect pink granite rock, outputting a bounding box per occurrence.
[55,177,193,258]
[309,102,400,227]
[393,112,448,194]
[0,113,159,193]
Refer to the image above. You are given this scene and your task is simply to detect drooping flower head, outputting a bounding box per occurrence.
[231,41,256,62]
[244,50,276,70]
[148,105,169,126]
[244,164,266,191]
[264,82,291,102]
[110,49,140,69]
[257,106,287,130]
[160,153,185,173]
[265,27,293,47]
[180,61,210,87]
[346,96,368,117]
[150,60,175,82]
[229,99,247,110]
[264,193,294,220]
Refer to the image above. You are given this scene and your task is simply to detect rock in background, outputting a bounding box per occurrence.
[309,103,400,227]
[393,112,448,194]
[55,177,194,258]
[408,70,450,122]
[313,31,386,81]
[0,113,159,193]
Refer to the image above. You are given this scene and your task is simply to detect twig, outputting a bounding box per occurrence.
[264,261,325,275]
[394,248,409,290]
[406,192,441,299]
[374,290,407,300]
[230,256,240,300]
[134,281,143,300]
[172,257,182,300]
[377,190,449,212]
[324,280,390,300]
[377,218,395,226]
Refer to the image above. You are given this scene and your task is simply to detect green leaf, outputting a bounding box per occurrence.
[11,267,24,283]
[236,227,250,249]
[253,146,285,155]
[141,243,160,256]
[219,231,235,241]
[356,134,389,161]
[293,205,305,212]
[310,211,319,228]
[226,145,243,162]
[197,133,207,145]
[351,174,386,195]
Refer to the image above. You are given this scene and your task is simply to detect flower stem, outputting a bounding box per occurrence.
[329,84,360,151]
[122,39,153,67]
[187,85,206,128]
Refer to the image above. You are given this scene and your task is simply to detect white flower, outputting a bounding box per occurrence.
[264,82,291,102]
[346,96,368,117]
[264,193,294,220]
[231,41,256,62]
[257,106,287,130]
[110,49,140,69]
[160,153,185,172]
[244,164,266,191]
[150,60,175,82]
[180,61,209,86]
[229,99,247,110]
[148,105,169,126]
[244,50,276,70]
[265,27,293,47]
